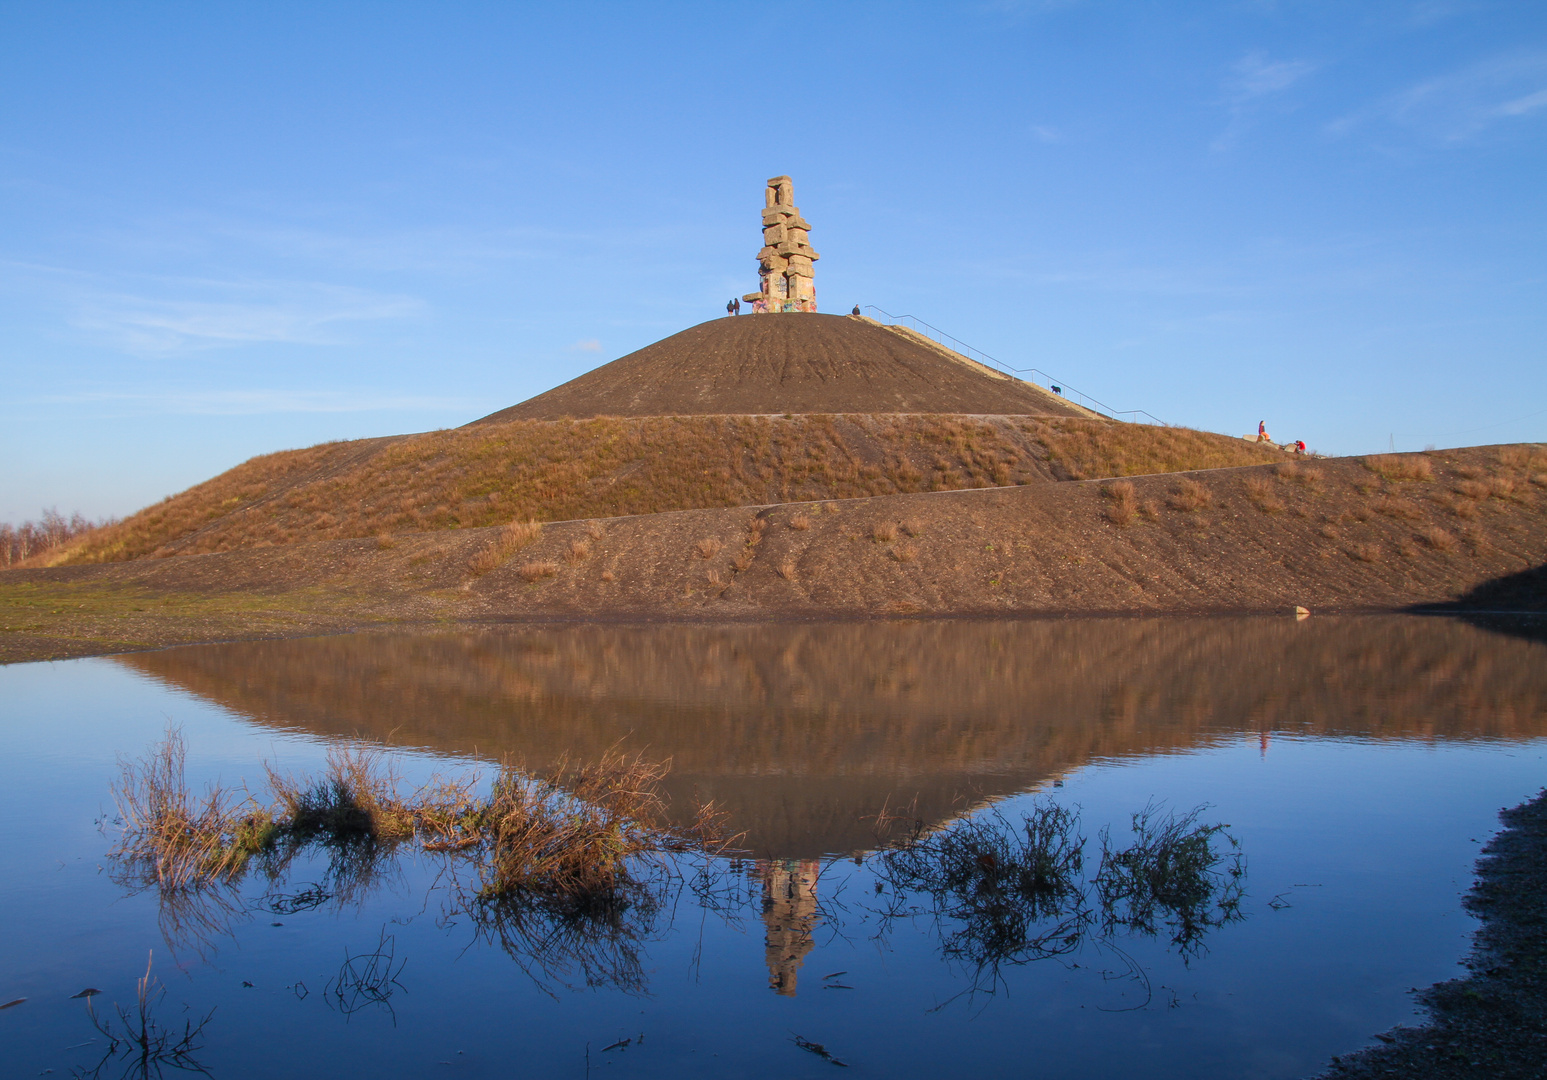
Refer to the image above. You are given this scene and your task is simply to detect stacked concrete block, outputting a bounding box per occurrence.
[741,175,819,313]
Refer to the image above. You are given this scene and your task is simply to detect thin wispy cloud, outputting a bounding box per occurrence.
[24,389,475,416]
[1212,50,1317,151]
[1330,49,1547,143]
[1227,51,1317,101]
[566,338,603,352]
[76,283,425,355]
[0,259,426,355]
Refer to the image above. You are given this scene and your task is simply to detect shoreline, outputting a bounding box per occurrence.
[1315,788,1547,1079]
[2,600,1544,667]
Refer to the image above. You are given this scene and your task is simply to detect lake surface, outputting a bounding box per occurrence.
[2,614,1544,1078]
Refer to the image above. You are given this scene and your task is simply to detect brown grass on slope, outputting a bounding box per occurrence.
[54,415,1281,565]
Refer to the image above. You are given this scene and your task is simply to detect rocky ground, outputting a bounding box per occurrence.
[1315,788,1547,1079]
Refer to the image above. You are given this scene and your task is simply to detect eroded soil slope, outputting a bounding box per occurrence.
[46,415,1278,565]
[4,446,1543,663]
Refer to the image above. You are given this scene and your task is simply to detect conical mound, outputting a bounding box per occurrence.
[473,314,1090,423]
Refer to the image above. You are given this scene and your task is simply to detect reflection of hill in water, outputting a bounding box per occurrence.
[115,617,1547,858]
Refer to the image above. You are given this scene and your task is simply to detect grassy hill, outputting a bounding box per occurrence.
[50,414,1281,565]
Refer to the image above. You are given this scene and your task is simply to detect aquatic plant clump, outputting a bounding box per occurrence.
[112,729,277,890]
[111,731,736,908]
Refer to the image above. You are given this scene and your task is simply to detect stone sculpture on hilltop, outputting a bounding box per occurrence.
[743,175,819,313]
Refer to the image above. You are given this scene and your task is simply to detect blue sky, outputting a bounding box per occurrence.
[2,1,1544,523]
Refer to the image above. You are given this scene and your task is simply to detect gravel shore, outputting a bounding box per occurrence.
[1315,788,1547,1079]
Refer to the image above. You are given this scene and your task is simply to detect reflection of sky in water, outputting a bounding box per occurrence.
[1,616,1544,1079]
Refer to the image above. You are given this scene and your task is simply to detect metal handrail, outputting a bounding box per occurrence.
[861,306,1167,426]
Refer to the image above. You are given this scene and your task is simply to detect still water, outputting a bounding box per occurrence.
[2,615,1544,1078]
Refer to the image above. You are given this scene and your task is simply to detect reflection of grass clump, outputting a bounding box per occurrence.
[878,799,1246,980]
[1094,802,1245,955]
[81,952,214,1079]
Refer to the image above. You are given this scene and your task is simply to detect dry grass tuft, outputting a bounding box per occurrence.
[789,514,811,531]
[776,558,798,581]
[375,532,396,550]
[1346,542,1382,563]
[1318,523,1340,539]
[1363,454,1433,482]
[519,560,559,582]
[1243,476,1283,514]
[1167,479,1212,512]
[468,545,503,576]
[1372,496,1422,521]
[502,519,543,549]
[585,521,605,541]
[113,732,734,908]
[1101,481,1137,526]
[872,522,899,543]
[112,728,275,890]
[1275,463,1322,487]
[893,543,918,563]
[1442,495,1481,519]
[822,502,840,514]
[1418,526,1456,551]
[564,539,590,565]
[694,537,723,559]
[600,569,616,583]
[1454,479,1490,501]
[901,518,924,537]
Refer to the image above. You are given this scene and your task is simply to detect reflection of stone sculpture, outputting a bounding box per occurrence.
[760,859,821,994]
[742,176,819,314]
